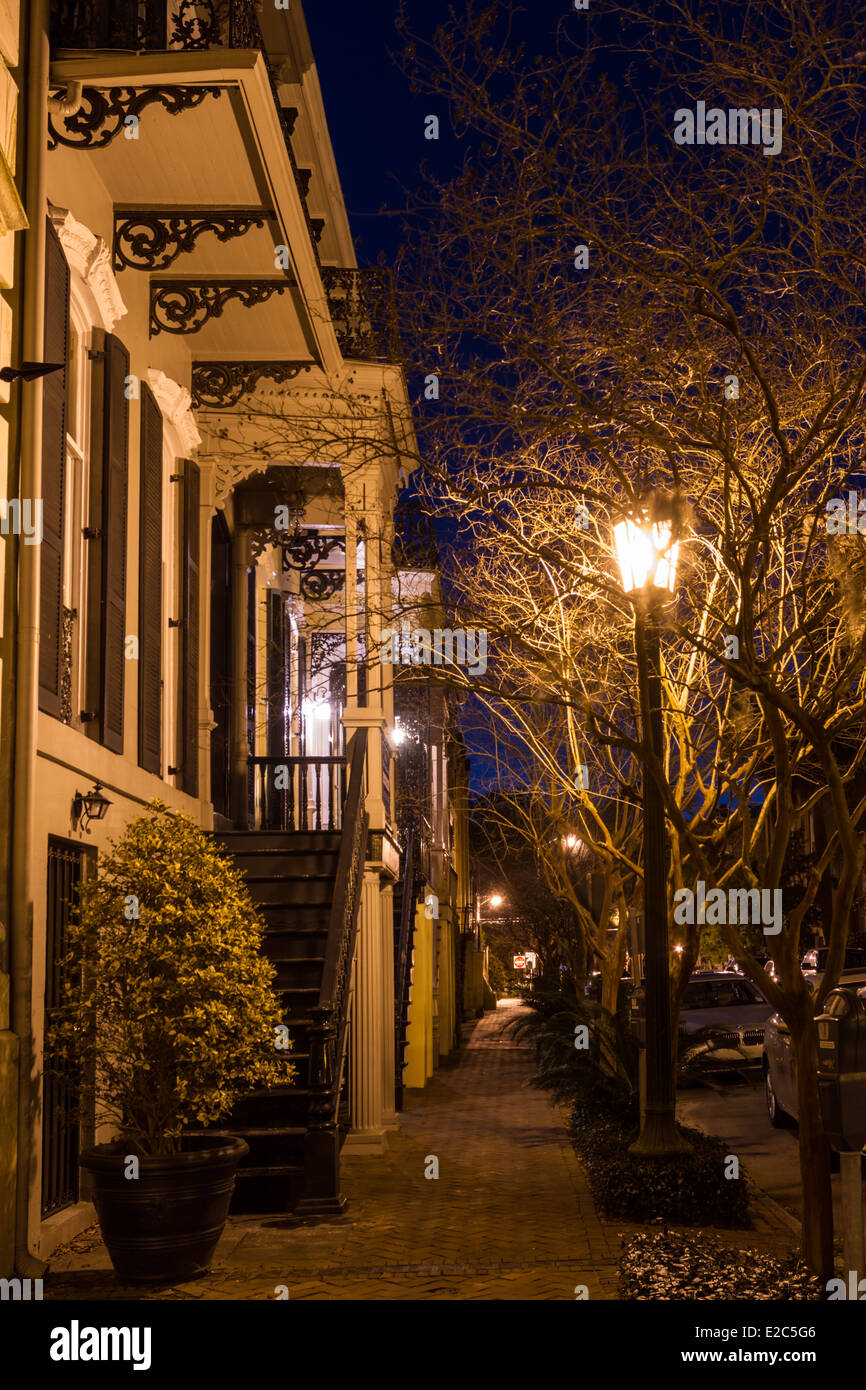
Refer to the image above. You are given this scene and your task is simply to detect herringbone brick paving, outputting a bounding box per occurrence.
[45,1001,799,1301]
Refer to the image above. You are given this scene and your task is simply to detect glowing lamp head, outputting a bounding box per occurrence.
[614,514,679,595]
[391,725,406,746]
[489,893,504,908]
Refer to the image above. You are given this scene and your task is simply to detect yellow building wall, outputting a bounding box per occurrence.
[0,0,23,1279]
[403,898,433,1089]
[437,908,457,1058]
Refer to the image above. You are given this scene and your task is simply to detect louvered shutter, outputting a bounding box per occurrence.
[209,514,232,818]
[87,330,129,753]
[38,218,70,716]
[179,458,200,796]
[138,383,163,773]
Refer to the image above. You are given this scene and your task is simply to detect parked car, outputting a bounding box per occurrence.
[801,946,866,984]
[584,970,634,1002]
[678,972,774,1071]
[763,973,866,1126]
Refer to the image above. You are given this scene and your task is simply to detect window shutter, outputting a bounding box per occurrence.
[138,382,163,773]
[87,329,129,753]
[178,458,200,796]
[38,218,70,717]
[209,513,232,818]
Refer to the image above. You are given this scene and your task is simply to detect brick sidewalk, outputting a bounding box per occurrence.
[44,1001,799,1301]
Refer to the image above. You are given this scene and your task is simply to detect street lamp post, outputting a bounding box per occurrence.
[614,510,692,1158]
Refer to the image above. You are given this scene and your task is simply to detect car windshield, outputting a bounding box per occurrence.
[682,979,765,1009]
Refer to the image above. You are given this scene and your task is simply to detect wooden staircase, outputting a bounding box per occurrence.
[202,730,368,1214]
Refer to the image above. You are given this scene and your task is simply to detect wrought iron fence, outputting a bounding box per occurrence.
[42,839,86,1217]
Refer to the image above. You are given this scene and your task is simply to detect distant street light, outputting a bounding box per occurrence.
[615,503,691,1158]
[489,893,504,908]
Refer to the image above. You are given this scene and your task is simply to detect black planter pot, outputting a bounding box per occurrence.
[80,1135,249,1284]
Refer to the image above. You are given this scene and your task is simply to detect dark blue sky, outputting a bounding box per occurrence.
[305,0,441,264]
[304,0,586,265]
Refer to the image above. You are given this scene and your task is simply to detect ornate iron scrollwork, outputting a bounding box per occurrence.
[300,570,345,602]
[47,86,223,151]
[114,210,270,272]
[281,531,345,571]
[150,279,292,335]
[320,266,402,361]
[190,360,312,408]
[169,0,222,49]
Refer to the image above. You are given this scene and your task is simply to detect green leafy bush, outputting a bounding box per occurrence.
[619,1231,823,1300]
[486,953,510,998]
[508,975,637,1100]
[49,802,293,1156]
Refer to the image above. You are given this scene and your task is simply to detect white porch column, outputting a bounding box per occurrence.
[344,868,387,1153]
[381,881,397,1128]
[344,508,359,709]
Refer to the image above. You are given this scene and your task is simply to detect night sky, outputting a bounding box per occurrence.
[304,2,583,793]
[305,0,585,265]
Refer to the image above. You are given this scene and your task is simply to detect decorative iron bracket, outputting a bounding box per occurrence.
[114,209,273,272]
[300,570,346,602]
[191,360,313,408]
[150,279,293,336]
[48,86,222,151]
[249,527,344,566]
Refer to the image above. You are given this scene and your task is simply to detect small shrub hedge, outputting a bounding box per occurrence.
[570,1079,751,1227]
[619,1231,824,1300]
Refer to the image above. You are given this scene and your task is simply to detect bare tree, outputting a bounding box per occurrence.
[393,0,866,1276]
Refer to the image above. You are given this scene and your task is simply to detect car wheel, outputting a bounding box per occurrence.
[765,1064,790,1128]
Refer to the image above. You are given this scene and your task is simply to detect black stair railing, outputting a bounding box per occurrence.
[394,822,422,1112]
[250,754,346,832]
[296,727,368,1214]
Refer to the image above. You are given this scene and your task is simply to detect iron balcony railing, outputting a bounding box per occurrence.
[320,267,402,364]
[52,0,263,52]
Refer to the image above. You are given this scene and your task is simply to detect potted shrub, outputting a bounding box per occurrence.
[49,801,293,1283]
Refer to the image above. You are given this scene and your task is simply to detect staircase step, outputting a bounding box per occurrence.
[218,831,341,854]
[232,850,340,877]
[260,908,331,932]
[235,1164,304,1179]
[240,870,336,886]
[245,881,335,907]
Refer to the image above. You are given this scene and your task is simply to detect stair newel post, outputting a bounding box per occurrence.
[299,1002,344,1213]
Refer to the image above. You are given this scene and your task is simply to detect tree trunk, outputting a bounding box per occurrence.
[792,1018,834,1279]
[598,926,628,1077]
